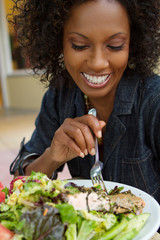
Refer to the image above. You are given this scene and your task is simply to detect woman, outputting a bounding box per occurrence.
[10,0,160,204]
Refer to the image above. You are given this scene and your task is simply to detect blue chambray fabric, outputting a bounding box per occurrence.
[11,73,160,204]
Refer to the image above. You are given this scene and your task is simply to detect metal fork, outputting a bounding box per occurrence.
[88,108,107,193]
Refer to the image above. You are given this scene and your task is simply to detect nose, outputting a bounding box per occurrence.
[87,47,109,72]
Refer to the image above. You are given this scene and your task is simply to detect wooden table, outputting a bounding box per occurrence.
[151,233,160,240]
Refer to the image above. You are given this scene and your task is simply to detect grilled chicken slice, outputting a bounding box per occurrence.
[67,191,110,212]
[108,192,145,214]
[62,185,145,214]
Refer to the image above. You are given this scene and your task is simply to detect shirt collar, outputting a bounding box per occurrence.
[114,74,140,115]
[75,74,140,116]
[75,86,85,116]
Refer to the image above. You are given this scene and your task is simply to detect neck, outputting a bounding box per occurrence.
[88,96,114,123]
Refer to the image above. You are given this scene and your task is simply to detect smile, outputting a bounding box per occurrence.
[82,73,111,84]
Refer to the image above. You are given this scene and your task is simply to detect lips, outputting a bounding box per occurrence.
[81,72,111,88]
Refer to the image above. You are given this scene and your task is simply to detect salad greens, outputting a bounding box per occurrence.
[0,171,150,240]
[18,204,64,240]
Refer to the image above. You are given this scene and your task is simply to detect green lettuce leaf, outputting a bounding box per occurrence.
[1,219,25,231]
[0,204,23,231]
[65,223,77,240]
[56,203,78,224]
[77,220,97,240]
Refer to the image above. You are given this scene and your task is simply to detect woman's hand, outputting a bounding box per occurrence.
[48,114,106,164]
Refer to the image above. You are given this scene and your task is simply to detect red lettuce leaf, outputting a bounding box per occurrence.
[16,204,65,240]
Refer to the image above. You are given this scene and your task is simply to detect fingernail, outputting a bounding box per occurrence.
[97,130,102,138]
[84,149,88,155]
[79,152,85,158]
[90,148,95,155]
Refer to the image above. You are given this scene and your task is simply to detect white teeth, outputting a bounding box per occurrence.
[83,73,109,84]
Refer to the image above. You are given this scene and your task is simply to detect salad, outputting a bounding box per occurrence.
[0,172,150,240]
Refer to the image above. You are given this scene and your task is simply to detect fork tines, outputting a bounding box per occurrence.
[91,174,108,194]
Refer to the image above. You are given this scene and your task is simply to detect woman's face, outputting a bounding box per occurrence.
[63,0,130,99]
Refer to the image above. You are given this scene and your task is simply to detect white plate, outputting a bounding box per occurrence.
[69,179,160,240]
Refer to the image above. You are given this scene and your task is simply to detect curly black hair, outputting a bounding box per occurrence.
[9,0,160,86]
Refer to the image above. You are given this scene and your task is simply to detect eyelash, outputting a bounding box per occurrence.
[71,43,124,51]
[72,43,88,50]
[107,44,124,51]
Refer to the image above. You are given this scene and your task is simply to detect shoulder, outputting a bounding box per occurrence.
[140,74,160,120]
[43,74,77,103]
[41,74,83,119]
[138,74,160,105]
[143,74,160,92]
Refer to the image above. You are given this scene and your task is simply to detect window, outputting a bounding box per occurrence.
[4,0,29,71]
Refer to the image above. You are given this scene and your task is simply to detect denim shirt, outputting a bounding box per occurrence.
[11,73,160,204]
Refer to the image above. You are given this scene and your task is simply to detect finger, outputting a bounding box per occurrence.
[64,134,85,158]
[99,120,106,130]
[76,115,105,139]
[63,118,95,155]
[71,122,95,155]
[64,124,88,155]
[54,128,85,159]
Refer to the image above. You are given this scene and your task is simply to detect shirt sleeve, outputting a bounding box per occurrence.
[25,87,60,154]
[10,87,64,175]
[145,91,160,162]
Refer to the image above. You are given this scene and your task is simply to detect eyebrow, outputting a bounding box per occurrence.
[68,31,126,39]
[108,32,126,39]
[69,32,89,39]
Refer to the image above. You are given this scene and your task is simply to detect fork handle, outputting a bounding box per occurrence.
[95,138,99,162]
[88,108,97,117]
[88,108,99,160]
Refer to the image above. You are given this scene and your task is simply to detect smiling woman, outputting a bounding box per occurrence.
[8,0,160,208]
[63,0,130,103]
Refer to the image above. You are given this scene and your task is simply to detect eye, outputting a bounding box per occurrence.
[107,43,124,51]
[72,43,88,51]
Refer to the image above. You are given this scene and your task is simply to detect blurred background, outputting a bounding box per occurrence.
[0,0,70,187]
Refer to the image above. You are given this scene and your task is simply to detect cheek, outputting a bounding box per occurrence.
[63,54,82,84]
[64,52,84,74]
[63,42,85,71]
[112,51,129,70]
